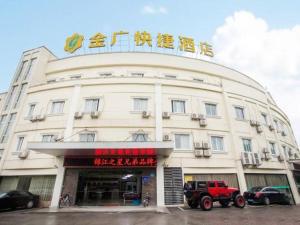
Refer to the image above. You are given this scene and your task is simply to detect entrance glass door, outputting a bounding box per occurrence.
[76,169,142,206]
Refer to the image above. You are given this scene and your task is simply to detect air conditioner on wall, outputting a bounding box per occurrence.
[203,149,212,157]
[194,150,203,157]
[18,150,29,159]
[199,119,207,127]
[250,120,257,126]
[74,111,83,119]
[90,111,100,119]
[142,111,151,119]
[29,115,38,122]
[202,142,210,150]
[191,113,199,120]
[163,134,171,141]
[36,114,46,121]
[162,112,170,119]
[241,152,253,165]
[256,125,263,134]
[252,152,262,166]
[268,124,275,131]
[278,153,285,162]
[194,142,202,149]
[281,131,287,136]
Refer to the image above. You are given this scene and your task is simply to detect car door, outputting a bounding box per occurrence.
[9,191,23,208]
[264,188,275,203]
[217,181,229,198]
[208,181,218,198]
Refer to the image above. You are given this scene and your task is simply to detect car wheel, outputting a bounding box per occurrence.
[234,194,246,208]
[219,200,230,207]
[26,200,34,209]
[263,197,270,205]
[200,196,213,211]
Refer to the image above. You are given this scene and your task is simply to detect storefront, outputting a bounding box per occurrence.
[28,141,173,207]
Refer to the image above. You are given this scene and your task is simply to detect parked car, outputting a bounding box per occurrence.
[243,186,291,205]
[0,190,39,210]
[184,180,246,211]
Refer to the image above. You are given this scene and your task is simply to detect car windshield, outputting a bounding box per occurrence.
[0,192,8,198]
[250,187,263,192]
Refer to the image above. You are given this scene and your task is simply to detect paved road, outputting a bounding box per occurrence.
[1,205,300,225]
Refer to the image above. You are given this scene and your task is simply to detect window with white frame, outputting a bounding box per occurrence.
[0,113,16,143]
[165,74,177,79]
[23,58,37,80]
[0,115,7,133]
[261,113,268,125]
[282,145,288,159]
[13,83,27,109]
[274,119,279,130]
[79,133,95,142]
[211,136,224,151]
[172,100,185,113]
[205,103,217,117]
[131,72,144,77]
[16,136,24,152]
[235,106,245,120]
[50,101,65,114]
[42,134,57,143]
[242,138,252,152]
[288,148,293,158]
[174,134,191,150]
[132,133,148,142]
[84,99,100,113]
[133,98,148,112]
[269,142,276,155]
[14,60,28,83]
[27,104,36,117]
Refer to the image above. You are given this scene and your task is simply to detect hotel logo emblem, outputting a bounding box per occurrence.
[64,33,84,53]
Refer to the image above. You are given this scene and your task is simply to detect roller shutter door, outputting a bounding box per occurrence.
[184,174,239,188]
[164,167,184,205]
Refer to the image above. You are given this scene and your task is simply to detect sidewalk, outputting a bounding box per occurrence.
[32,206,170,214]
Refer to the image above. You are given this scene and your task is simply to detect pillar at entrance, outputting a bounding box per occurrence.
[50,157,65,208]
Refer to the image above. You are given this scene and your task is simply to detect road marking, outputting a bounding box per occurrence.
[178,207,185,211]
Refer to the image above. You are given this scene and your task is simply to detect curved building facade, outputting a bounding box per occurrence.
[0,47,299,207]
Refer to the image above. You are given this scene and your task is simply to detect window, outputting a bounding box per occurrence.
[50,101,64,114]
[133,98,148,112]
[261,113,268,125]
[193,78,204,82]
[0,113,16,143]
[235,107,245,120]
[269,142,276,155]
[217,181,226,187]
[172,100,185,113]
[165,74,177,79]
[205,103,217,117]
[282,145,288,159]
[131,72,144,77]
[0,115,7,133]
[16,137,24,152]
[274,119,279,130]
[288,148,293,158]
[208,182,216,187]
[79,133,95,142]
[42,135,56,142]
[14,60,28,82]
[99,72,112,77]
[174,134,190,150]
[211,136,224,151]
[84,99,99,113]
[132,133,148,142]
[13,83,27,109]
[242,138,252,152]
[23,58,37,80]
[70,74,81,79]
[27,104,36,117]
[4,85,17,111]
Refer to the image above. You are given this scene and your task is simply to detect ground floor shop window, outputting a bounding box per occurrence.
[29,176,56,201]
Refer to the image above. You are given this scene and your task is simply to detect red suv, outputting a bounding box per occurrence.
[184,180,246,210]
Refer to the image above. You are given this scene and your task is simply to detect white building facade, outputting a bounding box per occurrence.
[0,47,299,207]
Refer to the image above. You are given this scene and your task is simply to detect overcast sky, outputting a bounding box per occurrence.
[0,0,300,145]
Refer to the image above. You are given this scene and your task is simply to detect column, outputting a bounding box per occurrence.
[155,83,165,206]
[50,157,65,208]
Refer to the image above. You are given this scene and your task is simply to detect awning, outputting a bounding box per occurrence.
[27,141,174,157]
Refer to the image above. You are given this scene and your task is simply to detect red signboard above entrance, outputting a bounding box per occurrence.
[94,148,155,156]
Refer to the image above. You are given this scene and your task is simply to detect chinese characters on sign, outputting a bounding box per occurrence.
[63,157,157,168]
[64,31,214,57]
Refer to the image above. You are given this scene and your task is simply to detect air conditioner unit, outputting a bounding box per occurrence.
[194,142,202,149]
[191,113,199,121]
[278,153,285,162]
[199,119,207,127]
[256,125,263,134]
[90,111,100,119]
[252,152,262,166]
[36,114,45,121]
[262,147,270,154]
[194,150,203,157]
[202,142,210,150]
[29,116,38,122]
[74,111,83,119]
[203,149,212,157]
[289,148,294,157]
[250,120,257,126]
[294,152,300,159]
[281,131,287,136]
[54,135,63,142]
[18,150,29,159]
[268,125,275,131]
[199,114,205,120]
[265,152,272,160]
[241,152,253,165]
[142,111,151,119]
[163,134,171,141]
[162,112,170,119]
